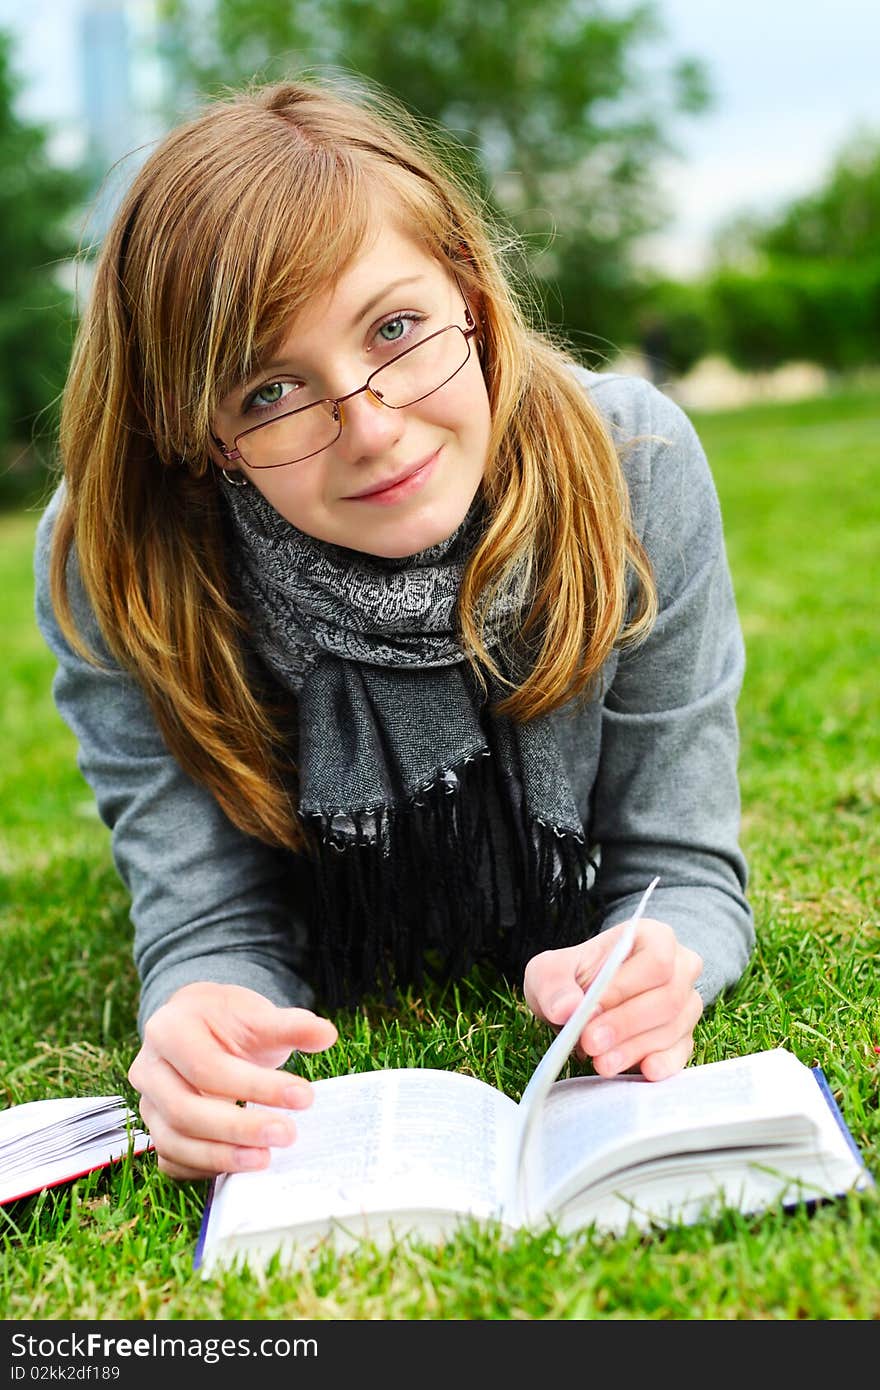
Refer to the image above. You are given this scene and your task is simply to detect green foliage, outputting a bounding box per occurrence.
[757,129,880,264]
[661,127,880,374]
[0,30,85,508]
[699,134,880,371]
[712,258,880,372]
[631,277,715,377]
[1,387,879,1317]
[157,0,710,356]
[704,258,880,372]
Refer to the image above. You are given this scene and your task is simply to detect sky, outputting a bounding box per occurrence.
[1,0,879,276]
[645,0,880,273]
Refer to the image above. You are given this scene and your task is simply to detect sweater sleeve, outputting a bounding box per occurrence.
[585,374,755,1005]
[33,486,315,1035]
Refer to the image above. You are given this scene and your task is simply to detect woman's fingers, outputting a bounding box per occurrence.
[522,943,591,1025]
[579,941,703,1062]
[152,1043,316,1112]
[639,1033,698,1082]
[585,918,681,1008]
[586,987,704,1077]
[145,987,337,1074]
[135,1051,312,1177]
[140,1095,296,1178]
[523,918,705,1083]
[524,919,682,1027]
[136,1052,305,1140]
[130,1039,315,1113]
[128,984,339,1178]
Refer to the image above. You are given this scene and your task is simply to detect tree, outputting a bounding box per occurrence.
[757,129,880,264]
[0,30,86,505]
[702,128,880,372]
[157,0,710,357]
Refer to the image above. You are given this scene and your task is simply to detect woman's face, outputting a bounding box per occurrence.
[212,218,492,558]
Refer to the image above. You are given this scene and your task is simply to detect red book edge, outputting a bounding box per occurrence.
[0,1136,154,1207]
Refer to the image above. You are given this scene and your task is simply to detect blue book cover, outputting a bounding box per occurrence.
[810,1067,873,1179]
[193,1177,217,1271]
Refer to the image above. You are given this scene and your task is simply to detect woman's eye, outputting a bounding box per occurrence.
[376,313,422,347]
[250,381,296,412]
[379,318,406,343]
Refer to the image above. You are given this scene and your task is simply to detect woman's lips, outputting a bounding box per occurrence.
[346,450,440,504]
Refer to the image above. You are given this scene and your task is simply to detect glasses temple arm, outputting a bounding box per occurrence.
[211,434,241,462]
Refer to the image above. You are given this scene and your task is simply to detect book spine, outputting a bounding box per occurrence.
[811,1067,874,1179]
[193,1177,218,1270]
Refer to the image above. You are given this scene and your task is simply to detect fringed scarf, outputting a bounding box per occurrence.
[222,481,599,1007]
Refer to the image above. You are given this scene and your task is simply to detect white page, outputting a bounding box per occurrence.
[520,1048,841,1220]
[509,877,657,1216]
[0,1135,152,1205]
[0,1096,123,1143]
[206,1067,519,1247]
[0,1097,150,1205]
[1,1112,140,1165]
[553,1141,865,1237]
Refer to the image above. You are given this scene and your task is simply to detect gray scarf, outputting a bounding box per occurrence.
[222,480,598,1005]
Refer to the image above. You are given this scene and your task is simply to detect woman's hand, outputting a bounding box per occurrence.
[523,918,703,1081]
[128,982,338,1179]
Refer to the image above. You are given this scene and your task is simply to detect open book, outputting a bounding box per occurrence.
[195,886,872,1272]
[0,1095,152,1205]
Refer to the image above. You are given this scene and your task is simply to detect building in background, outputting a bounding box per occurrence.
[0,0,166,257]
[79,0,136,245]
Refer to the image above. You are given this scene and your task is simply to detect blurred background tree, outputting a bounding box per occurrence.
[157,0,711,362]
[709,129,880,372]
[0,29,86,508]
[641,128,880,379]
[755,128,880,264]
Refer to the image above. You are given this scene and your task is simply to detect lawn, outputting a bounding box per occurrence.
[0,386,877,1320]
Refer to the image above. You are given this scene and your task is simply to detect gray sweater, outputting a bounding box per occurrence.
[33,371,754,1034]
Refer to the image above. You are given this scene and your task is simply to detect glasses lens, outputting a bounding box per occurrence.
[237,399,340,468]
[370,326,469,408]
[233,326,471,468]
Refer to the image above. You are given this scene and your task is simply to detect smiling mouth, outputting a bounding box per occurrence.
[345,450,439,500]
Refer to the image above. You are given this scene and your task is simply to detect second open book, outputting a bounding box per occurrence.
[195,883,871,1272]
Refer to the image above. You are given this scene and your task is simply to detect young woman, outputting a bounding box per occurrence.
[34,78,754,1180]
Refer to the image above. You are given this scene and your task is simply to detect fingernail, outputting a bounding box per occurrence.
[589,1025,613,1053]
[282,1082,310,1108]
[548,991,580,1023]
[262,1121,294,1146]
[235,1148,268,1170]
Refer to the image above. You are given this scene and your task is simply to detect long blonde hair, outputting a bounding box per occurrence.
[51,77,656,852]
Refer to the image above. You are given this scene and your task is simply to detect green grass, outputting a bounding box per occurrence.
[1,386,878,1319]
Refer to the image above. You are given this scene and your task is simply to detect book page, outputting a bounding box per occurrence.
[520,1048,842,1223]
[554,1142,867,1237]
[0,1096,151,1205]
[206,1067,519,1245]
[510,880,655,1213]
[0,1096,124,1142]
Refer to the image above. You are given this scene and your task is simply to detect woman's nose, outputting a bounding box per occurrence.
[335,386,403,460]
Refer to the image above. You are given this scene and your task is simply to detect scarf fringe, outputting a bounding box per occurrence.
[304,751,600,1008]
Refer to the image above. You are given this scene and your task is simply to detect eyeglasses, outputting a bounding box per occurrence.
[215,284,478,470]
